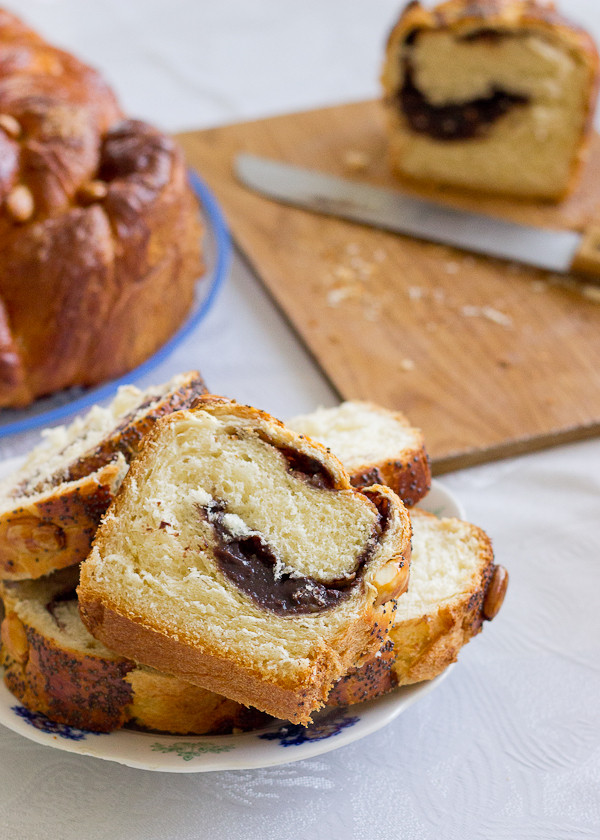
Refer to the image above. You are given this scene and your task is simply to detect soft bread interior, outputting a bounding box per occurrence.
[394,510,487,623]
[0,372,194,499]
[82,408,404,684]
[2,569,112,657]
[287,401,420,472]
[386,27,592,198]
[409,30,586,106]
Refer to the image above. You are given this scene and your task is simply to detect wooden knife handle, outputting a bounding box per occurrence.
[570,224,600,281]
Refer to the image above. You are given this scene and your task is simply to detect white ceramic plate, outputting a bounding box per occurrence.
[0,480,464,772]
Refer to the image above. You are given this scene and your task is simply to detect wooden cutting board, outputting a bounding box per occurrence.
[177,100,600,473]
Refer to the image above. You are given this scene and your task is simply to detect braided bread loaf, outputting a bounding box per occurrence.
[0,10,203,407]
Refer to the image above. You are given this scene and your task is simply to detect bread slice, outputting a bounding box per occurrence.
[0,567,268,734]
[381,0,599,200]
[0,371,207,580]
[328,508,508,705]
[78,397,412,724]
[287,401,431,506]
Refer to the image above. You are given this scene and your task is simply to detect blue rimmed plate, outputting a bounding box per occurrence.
[0,171,231,438]
[0,480,463,772]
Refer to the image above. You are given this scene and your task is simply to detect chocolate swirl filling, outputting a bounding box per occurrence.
[200,499,385,616]
[397,32,528,141]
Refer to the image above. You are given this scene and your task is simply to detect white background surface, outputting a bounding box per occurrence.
[0,2,599,838]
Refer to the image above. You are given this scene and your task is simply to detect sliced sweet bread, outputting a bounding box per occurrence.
[78,397,412,724]
[0,567,268,734]
[287,401,431,506]
[0,371,207,580]
[328,508,508,705]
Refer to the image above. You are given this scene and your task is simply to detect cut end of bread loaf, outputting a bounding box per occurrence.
[381,0,600,200]
[78,398,412,724]
[328,508,507,705]
[287,400,431,506]
[0,371,206,581]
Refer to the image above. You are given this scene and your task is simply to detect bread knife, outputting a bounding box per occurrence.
[235,153,600,282]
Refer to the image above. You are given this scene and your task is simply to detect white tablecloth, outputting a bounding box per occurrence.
[1,2,599,838]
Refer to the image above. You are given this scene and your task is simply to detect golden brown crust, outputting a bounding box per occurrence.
[327,509,507,705]
[77,597,343,725]
[78,400,413,724]
[385,1,599,68]
[1,607,136,732]
[0,11,204,407]
[381,0,600,201]
[0,577,270,734]
[348,429,431,507]
[126,669,271,735]
[0,458,126,581]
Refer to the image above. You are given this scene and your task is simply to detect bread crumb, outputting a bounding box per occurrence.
[327,287,354,306]
[582,284,600,302]
[343,150,370,172]
[333,265,355,282]
[408,286,424,300]
[399,358,415,371]
[482,306,513,327]
[461,304,513,328]
[364,301,382,322]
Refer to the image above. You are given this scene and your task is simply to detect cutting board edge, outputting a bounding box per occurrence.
[431,421,600,474]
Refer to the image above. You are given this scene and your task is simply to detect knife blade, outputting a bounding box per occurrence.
[235,153,600,280]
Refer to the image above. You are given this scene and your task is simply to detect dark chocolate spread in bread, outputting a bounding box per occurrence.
[276,446,337,490]
[200,499,384,615]
[398,31,528,141]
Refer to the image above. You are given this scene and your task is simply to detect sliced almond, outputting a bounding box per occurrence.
[1,612,29,664]
[0,114,21,139]
[373,556,410,606]
[483,565,509,620]
[5,185,34,223]
[6,516,66,553]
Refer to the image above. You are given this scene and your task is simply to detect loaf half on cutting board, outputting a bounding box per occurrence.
[381,0,599,199]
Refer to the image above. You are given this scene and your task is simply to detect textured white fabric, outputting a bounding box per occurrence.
[0,2,599,838]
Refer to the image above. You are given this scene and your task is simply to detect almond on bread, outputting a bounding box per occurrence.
[0,371,207,580]
[0,11,204,408]
[78,397,412,724]
[287,400,431,506]
[0,567,269,734]
[328,508,507,705]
